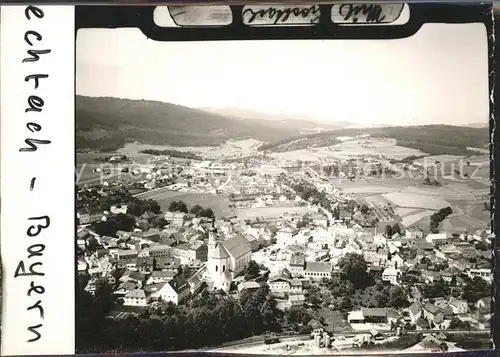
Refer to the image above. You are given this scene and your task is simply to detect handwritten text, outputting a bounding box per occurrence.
[243,5,320,25]
[21,5,52,153]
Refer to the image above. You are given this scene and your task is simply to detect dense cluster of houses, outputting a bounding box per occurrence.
[77,159,491,334]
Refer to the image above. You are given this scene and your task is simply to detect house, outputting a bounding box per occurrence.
[268,271,292,295]
[409,302,423,324]
[243,234,260,251]
[135,257,155,273]
[288,294,305,308]
[276,226,298,247]
[382,268,401,285]
[164,211,187,226]
[426,232,449,245]
[145,244,173,259]
[449,298,468,314]
[173,241,208,264]
[84,278,98,295]
[123,289,151,307]
[110,204,128,215]
[388,254,404,270]
[102,272,116,286]
[311,214,328,228]
[147,270,177,285]
[467,268,491,283]
[158,275,190,305]
[155,256,181,271]
[422,303,444,328]
[187,269,205,294]
[78,207,104,224]
[144,282,167,299]
[119,270,145,287]
[114,281,138,296]
[238,281,261,293]
[290,278,303,295]
[476,297,489,311]
[304,261,331,280]
[405,227,424,239]
[348,308,389,325]
[117,249,139,263]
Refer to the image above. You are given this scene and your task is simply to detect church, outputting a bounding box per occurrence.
[207,221,252,292]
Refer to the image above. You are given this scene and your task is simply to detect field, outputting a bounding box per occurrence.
[382,192,450,210]
[235,206,312,220]
[138,188,235,217]
[269,138,426,163]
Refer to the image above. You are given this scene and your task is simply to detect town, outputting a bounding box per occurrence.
[76,137,491,354]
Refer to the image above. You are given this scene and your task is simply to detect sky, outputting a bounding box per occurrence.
[76,22,489,127]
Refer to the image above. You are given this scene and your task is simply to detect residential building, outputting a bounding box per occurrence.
[158,275,190,304]
[164,211,187,226]
[173,241,208,264]
[449,298,468,314]
[467,268,492,283]
[277,226,298,247]
[288,294,305,308]
[123,289,151,307]
[405,227,424,239]
[382,268,401,285]
[135,257,155,273]
[78,207,104,224]
[290,278,303,295]
[147,270,177,285]
[422,303,444,328]
[409,302,423,324]
[268,271,292,295]
[426,232,449,245]
[288,254,306,277]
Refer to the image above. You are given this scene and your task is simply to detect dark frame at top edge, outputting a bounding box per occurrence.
[75,3,492,40]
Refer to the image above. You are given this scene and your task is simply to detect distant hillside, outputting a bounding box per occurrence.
[258,125,489,156]
[203,107,384,130]
[76,96,308,151]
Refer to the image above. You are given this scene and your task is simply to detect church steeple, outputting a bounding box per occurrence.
[208,217,217,250]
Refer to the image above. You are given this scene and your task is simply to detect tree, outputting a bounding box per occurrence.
[462,276,489,303]
[244,260,260,280]
[339,296,352,312]
[169,201,188,213]
[338,253,371,289]
[386,225,393,238]
[392,223,401,235]
[360,204,369,215]
[127,201,143,216]
[389,286,410,308]
[449,316,471,330]
[200,208,215,219]
[152,216,168,228]
[189,204,203,216]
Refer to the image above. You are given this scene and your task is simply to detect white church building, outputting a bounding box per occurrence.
[207,222,252,292]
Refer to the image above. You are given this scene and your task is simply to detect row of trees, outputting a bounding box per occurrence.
[168,201,215,219]
[140,149,202,161]
[128,198,161,216]
[429,206,452,233]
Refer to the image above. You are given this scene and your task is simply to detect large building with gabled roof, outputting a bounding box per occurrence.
[207,220,252,292]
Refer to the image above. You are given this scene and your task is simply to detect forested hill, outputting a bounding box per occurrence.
[76,96,325,152]
[258,124,489,156]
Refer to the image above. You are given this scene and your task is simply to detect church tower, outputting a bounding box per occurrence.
[208,218,217,250]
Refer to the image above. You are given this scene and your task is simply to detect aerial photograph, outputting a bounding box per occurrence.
[74,14,491,354]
